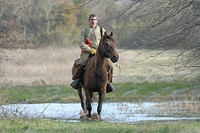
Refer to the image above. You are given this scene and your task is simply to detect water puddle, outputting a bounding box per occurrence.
[0,102,199,123]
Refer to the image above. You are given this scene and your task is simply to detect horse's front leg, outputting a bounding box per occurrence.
[97,89,106,116]
[85,90,92,118]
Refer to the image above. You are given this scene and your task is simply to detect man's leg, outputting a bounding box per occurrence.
[106,59,115,93]
[71,53,89,89]
[71,64,85,89]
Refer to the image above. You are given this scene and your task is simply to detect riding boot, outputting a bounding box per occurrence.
[70,78,81,89]
[106,83,115,93]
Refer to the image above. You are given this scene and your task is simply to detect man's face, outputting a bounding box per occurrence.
[88,17,98,28]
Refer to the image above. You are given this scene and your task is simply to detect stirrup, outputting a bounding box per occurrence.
[70,78,80,89]
[106,83,115,93]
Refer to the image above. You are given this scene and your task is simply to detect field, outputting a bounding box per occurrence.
[0,47,200,132]
[0,47,199,86]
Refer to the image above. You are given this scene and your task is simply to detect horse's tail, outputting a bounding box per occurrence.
[78,87,97,104]
[90,92,97,102]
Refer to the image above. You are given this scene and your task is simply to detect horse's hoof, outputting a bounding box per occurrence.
[91,113,100,120]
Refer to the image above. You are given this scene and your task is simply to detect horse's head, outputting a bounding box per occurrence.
[100,31,119,63]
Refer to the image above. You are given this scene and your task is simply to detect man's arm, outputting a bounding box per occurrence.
[79,28,96,54]
[79,28,90,52]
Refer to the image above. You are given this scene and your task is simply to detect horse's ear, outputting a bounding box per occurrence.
[103,31,107,39]
[110,31,113,37]
[103,31,107,40]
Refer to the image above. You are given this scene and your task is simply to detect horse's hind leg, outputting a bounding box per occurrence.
[78,87,86,113]
[85,90,92,118]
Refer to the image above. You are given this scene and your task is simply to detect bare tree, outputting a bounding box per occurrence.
[99,0,200,79]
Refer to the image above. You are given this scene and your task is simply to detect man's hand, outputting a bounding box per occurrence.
[88,48,96,54]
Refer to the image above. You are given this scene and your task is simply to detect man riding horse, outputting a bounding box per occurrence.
[70,14,115,93]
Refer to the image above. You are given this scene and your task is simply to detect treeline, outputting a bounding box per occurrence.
[115,0,200,51]
[1,0,200,51]
[0,0,89,48]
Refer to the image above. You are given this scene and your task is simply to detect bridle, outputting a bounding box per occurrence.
[101,38,113,59]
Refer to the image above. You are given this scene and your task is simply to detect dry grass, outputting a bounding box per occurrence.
[1,47,79,86]
[113,49,199,83]
[0,47,199,86]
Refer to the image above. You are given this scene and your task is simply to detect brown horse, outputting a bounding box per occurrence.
[77,31,119,118]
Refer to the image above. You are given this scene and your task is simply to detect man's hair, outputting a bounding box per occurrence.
[88,14,97,20]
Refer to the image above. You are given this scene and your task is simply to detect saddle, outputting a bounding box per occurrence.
[72,56,113,83]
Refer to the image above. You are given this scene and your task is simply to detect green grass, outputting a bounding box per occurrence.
[1,81,198,104]
[0,118,200,133]
[2,85,78,104]
[105,81,198,102]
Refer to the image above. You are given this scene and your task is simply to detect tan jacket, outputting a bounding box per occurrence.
[77,25,106,65]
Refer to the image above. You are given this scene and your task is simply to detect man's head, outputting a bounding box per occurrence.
[88,14,98,28]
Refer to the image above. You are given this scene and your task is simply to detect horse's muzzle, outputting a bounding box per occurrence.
[111,54,119,63]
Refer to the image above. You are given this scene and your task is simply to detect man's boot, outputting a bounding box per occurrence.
[106,83,115,93]
[70,78,80,89]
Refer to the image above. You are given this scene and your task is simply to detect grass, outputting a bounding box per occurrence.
[0,118,200,133]
[1,48,199,86]
[2,85,78,104]
[2,81,199,104]
[106,81,199,102]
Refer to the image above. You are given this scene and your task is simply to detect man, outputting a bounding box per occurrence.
[70,14,115,93]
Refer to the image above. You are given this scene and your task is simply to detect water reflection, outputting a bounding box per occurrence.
[0,102,199,123]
